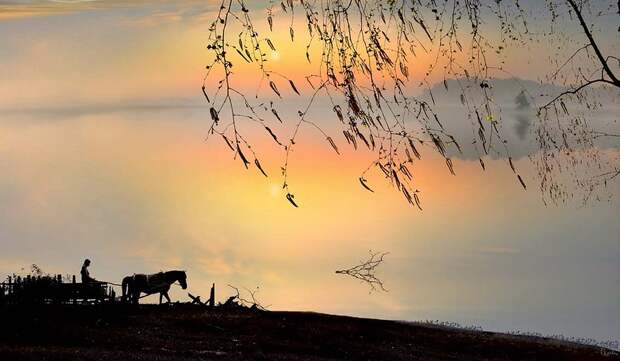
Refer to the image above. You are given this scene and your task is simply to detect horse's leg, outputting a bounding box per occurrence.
[161,285,172,304]
[159,292,163,305]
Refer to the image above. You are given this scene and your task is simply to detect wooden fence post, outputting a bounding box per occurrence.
[209,283,215,307]
[72,275,76,305]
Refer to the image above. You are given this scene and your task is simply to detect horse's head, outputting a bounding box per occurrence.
[178,271,187,290]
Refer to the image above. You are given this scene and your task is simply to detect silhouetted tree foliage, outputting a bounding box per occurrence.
[203,0,619,207]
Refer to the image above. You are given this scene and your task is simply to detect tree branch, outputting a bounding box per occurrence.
[566,0,620,86]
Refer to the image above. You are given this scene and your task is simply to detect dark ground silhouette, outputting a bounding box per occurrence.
[0,304,617,361]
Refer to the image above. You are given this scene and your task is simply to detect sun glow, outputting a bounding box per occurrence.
[269,182,281,198]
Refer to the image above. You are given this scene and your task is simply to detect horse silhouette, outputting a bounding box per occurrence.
[121,270,187,304]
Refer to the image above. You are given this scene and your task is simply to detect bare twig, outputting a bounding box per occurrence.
[336,251,389,292]
[224,284,268,310]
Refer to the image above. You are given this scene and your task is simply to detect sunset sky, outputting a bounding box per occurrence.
[0,0,619,343]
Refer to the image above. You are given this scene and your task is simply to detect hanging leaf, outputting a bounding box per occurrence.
[326,136,340,154]
[271,108,282,122]
[266,38,276,51]
[449,135,462,154]
[399,62,409,78]
[269,80,282,98]
[402,187,413,205]
[433,114,444,130]
[289,80,300,95]
[255,158,268,177]
[479,158,486,171]
[359,177,374,192]
[413,193,422,210]
[343,130,351,144]
[404,148,413,162]
[286,193,298,207]
[377,163,390,177]
[221,135,234,151]
[333,105,344,122]
[264,126,281,145]
[560,100,568,114]
[209,107,219,123]
[392,169,401,190]
[237,145,250,169]
[289,27,295,41]
[235,47,250,63]
[446,158,455,175]
[400,164,412,180]
[357,131,370,148]
[430,134,446,156]
[517,174,527,190]
[417,19,432,41]
[408,138,421,159]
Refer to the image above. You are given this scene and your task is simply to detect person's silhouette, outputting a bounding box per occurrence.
[80,259,98,283]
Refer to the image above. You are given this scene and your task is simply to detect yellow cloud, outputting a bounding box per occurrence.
[0,5,72,20]
[0,0,209,21]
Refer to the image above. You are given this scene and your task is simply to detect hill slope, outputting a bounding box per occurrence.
[0,305,617,360]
